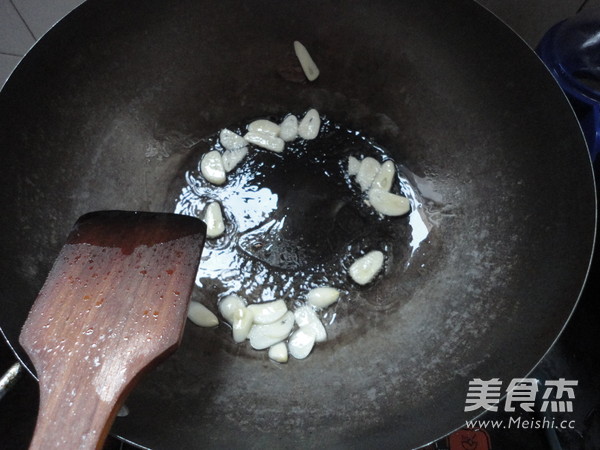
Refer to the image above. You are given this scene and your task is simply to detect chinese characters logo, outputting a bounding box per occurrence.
[465,378,577,413]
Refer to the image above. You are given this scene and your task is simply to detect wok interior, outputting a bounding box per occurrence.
[0,0,595,448]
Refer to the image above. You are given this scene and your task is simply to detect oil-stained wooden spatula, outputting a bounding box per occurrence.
[19,210,206,449]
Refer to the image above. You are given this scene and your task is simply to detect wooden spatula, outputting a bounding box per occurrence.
[19,210,206,449]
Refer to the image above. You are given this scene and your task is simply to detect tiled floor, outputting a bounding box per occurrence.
[0,1,34,55]
[0,0,84,84]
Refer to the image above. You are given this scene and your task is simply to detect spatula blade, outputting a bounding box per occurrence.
[19,210,205,449]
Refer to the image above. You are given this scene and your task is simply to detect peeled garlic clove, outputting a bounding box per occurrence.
[294,305,327,342]
[268,342,288,363]
[200,150,226,185]
[356,157,381,191]
[248,311,295,350]
[288,327,317,359]
[279,114,299,142]
[368,188,411,216]
[371,160,395,192]
[293,41,320,82]
[248,119,281,137]
[218,294,246,324]
[244,131,285,153]
[222,146,248,172]
[298,109,320,140]
[219,128,247,151]
[188,302,219,328]
[349,250,385,285]
[306,287,340,309]
[248,299,288,324]
[203,202,225,238]
[232,307,254,343]
[348,156,361,176]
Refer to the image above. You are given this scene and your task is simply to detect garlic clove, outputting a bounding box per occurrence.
[368,188,410,216]
[306,286,340,309]
[279,114,299,142]
[248,311,295,350]
[294,305,327,342]
[349,250,385,285]
[200,150,226,185]
[247,299,288,324]
[232,307,254,343]
[293,41,320,82]
[371,160,395,192]
[248,119,281,137]
[219,128,247,151]
[218,294,246,324]
[348,156,361,176]
[298,109,320,140]
[268,342,288,363]
[222,146,248,172]
[187,302,219,328]
[355,157,381,192]
[203,202,225,238]
[244,131,285,153]
[288,327,317,359]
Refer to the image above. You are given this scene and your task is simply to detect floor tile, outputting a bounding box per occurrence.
[0,0,35,55]
[11,0,85,40]
[0,53,20,87]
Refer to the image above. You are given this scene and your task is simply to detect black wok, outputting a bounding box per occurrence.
[0,0,596,448]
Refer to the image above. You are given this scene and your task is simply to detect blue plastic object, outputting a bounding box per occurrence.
[537,8,600,163]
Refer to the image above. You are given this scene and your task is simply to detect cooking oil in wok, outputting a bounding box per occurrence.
[175,114,429,330]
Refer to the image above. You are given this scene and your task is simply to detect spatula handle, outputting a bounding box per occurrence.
[29,372,123,449]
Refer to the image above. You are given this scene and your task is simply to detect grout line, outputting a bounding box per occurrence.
[0,51,23,58]
[8,0,37,41]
